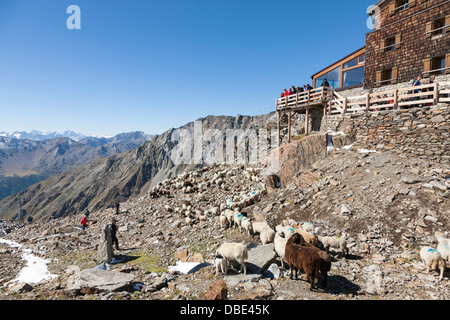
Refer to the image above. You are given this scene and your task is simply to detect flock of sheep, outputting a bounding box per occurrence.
[151,165,449,289]
[216,210,450,289]
[216,209,351,290]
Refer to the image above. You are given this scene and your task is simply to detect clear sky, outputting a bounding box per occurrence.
[0,0,375,136]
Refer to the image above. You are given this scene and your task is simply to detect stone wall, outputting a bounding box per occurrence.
[364,0,449,89]
[321,104,450,164]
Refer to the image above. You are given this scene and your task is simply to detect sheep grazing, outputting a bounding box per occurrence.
[284,235,321,290]
[224,209,234,226]
[436,237,450,263]
[419,247,446,281]
[260,226,275,245]
[317,235,349,258]
[241,217,253,236]
[301,222,315,233]
[293,223,317,246]
[215,243,248,275]
[214,254,228,276]
[252,221,270,235]
[219,213,228,229]
[233,211,244,230]
[274,231,291,268]
[289,233,331,287]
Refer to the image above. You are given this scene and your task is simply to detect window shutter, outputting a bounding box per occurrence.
[392,67,398,84]
[425,21,433,38]
[446,54,450,74]
[380,39,385,53]
[446,15,450,33]
[376,70,382,87]
[395,33,402,49]
[389,2,396,16]
[423,58,431,78]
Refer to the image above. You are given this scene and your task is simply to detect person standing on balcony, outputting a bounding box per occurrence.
[322,78,330,87]
[291,86,297,95]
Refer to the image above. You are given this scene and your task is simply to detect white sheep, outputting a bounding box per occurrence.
[224,209,234,226]
[233,211,244,230]
[317,235,349,258]
[216,243,248,275]
[214,254,228,276]
[260,226,275,245]
[252,221,270,235]
[436,237,450,263]
[219,213,228,229]
[419,247,446,281]
[241,217,253,236]
[274,231,288,267]
[301,222,315,233]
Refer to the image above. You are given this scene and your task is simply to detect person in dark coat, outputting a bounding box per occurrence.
[322,78,330,87]
[115,201,120,214]
[111,219,120,250]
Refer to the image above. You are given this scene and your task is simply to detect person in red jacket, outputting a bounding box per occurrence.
[81,216,88,231]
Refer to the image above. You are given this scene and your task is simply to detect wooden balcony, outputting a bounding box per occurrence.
[275,81,450,145]
[276,86,334,112]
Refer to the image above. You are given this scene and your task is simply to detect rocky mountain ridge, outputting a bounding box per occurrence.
[0,113,275,222]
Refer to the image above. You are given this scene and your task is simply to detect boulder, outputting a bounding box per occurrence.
[246,243,278,274]
[66,269,135,293]
[205,280,228,300]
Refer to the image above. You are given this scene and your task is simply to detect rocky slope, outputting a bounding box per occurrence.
[0,114,274,222]
[0,134,448,301]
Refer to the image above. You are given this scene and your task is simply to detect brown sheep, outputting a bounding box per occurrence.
[289,233,331,287]
[285,236,321,290]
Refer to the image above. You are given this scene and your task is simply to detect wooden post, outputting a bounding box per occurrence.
[394,89,398,110]
[366,94,370,112]
[305,108,310,136]
[288,112,292,143]
[434,82,439,105]
[277,111,281,146]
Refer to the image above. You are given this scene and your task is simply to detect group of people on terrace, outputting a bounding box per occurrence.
[280,79,330,99]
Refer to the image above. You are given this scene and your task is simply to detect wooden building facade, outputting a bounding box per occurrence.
[311,0,450,90]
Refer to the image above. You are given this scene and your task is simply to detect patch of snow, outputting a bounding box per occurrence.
[0,238,58,285]
[358,149,379,153]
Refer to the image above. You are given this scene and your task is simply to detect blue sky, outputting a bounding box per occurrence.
[0,0,375,136]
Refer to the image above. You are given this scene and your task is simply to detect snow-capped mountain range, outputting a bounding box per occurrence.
[0,130,111,142]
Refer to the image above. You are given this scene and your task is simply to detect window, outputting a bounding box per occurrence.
[375,67,398,87]
[424,56,448,76]
[381,34,401,53]
[343,57,358,69]
[390,0,415,16]
[385,36,396,52]
[315,66,341,89]
[396,0,409,12]
[433,56,446,74]
[359,54,365,63]
[426,16,449,37]
[343,67,364,88]
[433,18,446,35]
